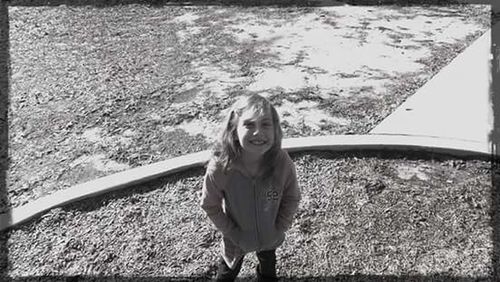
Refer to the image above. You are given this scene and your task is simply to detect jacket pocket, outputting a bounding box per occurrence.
[230,228,258,253]
[259,226,285,251]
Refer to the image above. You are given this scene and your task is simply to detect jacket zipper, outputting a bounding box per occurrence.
[252,178,261,249]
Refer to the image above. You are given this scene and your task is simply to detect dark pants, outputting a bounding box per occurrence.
[215,249,278,282]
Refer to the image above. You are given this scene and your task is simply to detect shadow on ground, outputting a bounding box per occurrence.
[0,274,493,281]
[0,0,9,279]
[491,12,500,281]
[5,0,478,7]
[5,0,317,7]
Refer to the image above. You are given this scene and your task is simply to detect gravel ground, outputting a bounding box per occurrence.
[2,151,494,280]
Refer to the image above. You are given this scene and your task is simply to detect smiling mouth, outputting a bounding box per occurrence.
[250,140,267,145]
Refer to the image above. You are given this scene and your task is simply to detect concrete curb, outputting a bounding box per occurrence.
[0,134,494,232]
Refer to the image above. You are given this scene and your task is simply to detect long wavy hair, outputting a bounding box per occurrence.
[210,94,283,180]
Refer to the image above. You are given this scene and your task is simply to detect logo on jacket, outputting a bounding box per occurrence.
[266,189,279,202]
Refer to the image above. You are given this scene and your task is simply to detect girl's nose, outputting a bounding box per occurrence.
[253,125,262,135]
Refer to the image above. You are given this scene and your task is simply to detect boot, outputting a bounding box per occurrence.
[256,264,278,282]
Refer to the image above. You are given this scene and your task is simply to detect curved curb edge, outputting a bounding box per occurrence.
[0,134,495,232]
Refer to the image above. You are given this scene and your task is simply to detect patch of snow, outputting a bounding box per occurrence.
[82,127,103,143]
[82,127,133,147]
[248,66,307,92]
[276,100,350,131]
[248,65,391,99]
[231,6,484,96]
[70,154,130,172]
[176,26,203,42]
[122,129,137,137]
[395,164,430,181]
[231,20,278,42]
[173,12,200,24]
[92,157,130,172]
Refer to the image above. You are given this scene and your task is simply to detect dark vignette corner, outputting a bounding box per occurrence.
[0,0,9,279]
[491,0,500,280]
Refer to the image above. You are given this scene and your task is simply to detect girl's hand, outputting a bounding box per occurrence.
[275,222,286,233]
[226,227,240,244]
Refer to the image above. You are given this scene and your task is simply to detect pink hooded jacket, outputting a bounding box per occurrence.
[200,149,301,269]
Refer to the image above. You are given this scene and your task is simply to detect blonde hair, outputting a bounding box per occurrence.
[210,94,283,180]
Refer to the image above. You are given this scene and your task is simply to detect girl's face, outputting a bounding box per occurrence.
[236,107,275,158]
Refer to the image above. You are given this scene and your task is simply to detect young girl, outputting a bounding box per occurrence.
[200,94,301,281]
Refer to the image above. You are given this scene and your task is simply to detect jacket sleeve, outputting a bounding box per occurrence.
[200,167,238,236]
[275,153,301,232]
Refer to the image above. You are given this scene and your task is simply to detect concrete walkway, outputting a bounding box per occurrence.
[370,26,494,152]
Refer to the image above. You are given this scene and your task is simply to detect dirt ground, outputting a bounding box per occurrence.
[4,151,493,279]
[5,3,490,210]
